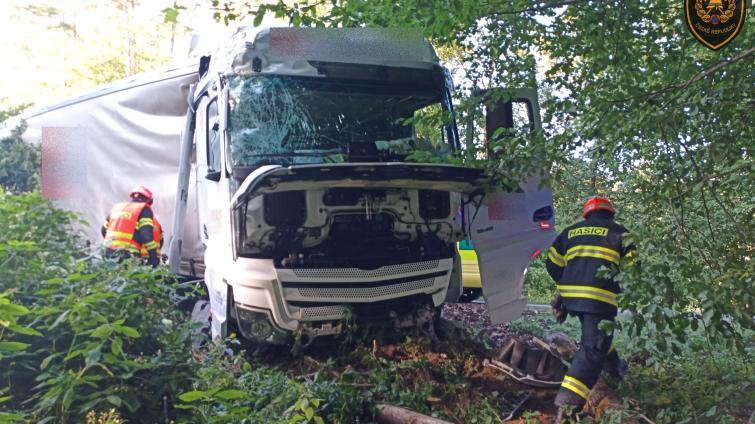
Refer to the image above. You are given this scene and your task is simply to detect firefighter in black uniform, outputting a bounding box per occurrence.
[546,196,637,420]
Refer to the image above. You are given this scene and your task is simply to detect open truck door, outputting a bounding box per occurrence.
[465,89,557,324]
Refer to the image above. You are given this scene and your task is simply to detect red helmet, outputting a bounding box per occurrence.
[129,186,153,204]
[582,196,615,218]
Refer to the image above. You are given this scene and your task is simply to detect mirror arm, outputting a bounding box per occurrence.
[205,170,222,182]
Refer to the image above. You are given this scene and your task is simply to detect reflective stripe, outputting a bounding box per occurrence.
[557,284,619,307]
[566,245,620,264]
[567,245,620,257]
[143,241,158,250]
[106,240,140,253]
[547,246,566,267]
[561,376,590,399]
[106,230,133,240]
[136,218,154,230]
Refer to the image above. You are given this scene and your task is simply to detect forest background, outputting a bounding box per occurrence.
[0,1,752,423]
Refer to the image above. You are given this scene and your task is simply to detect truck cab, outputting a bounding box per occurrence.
[176,27,555,343]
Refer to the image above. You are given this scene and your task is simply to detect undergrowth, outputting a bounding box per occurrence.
[1,191,752,423]
[619,328,754,424]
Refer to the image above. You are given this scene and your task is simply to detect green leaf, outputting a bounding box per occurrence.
[253,12,264,26]
[704,405,717,417]
[49,310,70,329]
[0,304,29,315]
[40,353,62,370]
[178,391,207,402]
[85,346,102,367]
[111,337,123,356]
[106,395,122,407]
[61,387,74,411]
[163,7,180,23]
[64,348,86,362]
[7,323,42,336]
[213,389,247,400]
[0,341,29,351]
[114,325,140,338]
[90,324,112,339]
[0,411,25,422]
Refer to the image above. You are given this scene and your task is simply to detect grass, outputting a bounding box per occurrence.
[522,258,554,305]
[617,326,754,424]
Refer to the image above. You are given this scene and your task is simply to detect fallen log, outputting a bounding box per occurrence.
[375,404,454,424]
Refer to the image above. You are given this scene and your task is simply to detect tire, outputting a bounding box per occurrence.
[458,288,482,303]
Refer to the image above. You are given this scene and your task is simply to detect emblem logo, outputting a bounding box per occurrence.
[685,0,747,50]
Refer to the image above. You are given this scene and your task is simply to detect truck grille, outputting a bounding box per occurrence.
[299,305,350,319]
[296,277,436,299]
[290,260,440,279]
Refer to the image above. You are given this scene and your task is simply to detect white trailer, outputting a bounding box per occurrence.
[19,27,556,344]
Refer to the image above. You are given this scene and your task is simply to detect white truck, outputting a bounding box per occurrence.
[19,27,556,345]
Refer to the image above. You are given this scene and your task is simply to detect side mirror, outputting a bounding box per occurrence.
[485,95,514,140]
[205,170,222,182]
[480,88,541,157]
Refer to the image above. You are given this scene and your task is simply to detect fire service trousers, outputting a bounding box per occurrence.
[554,312,615,407]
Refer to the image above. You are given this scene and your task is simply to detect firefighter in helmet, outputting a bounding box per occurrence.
[101,186,163,267]
[545,196,637,420]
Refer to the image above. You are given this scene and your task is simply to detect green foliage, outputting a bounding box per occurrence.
[176,342,367,423]
[508,317,546,338]
[522,257,554,304]
[0,192,198,423]
[620,339,754,423]
[0,105,39,193]
[540,2,755,357]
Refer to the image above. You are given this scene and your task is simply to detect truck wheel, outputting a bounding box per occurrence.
[458,288,482,303]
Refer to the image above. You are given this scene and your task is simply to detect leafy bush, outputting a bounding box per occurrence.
[522,257,554,304]
[0,105,39,194]
[621,342,754,423]
[176,344,354,423]
[0,191,197,423]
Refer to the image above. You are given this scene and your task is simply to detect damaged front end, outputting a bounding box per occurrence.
[228,163,483,343]
[231,163,482,266]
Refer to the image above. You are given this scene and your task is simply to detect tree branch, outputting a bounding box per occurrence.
[611,46,755,104]
[671,46,755,91]
[490,0,589,16]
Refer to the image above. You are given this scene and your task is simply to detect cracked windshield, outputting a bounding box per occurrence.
[227,75,451,167]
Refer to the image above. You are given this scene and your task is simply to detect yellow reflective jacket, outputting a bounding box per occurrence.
[545,215,637,316]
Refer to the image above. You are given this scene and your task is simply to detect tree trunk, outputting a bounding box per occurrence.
[375,405,454,424]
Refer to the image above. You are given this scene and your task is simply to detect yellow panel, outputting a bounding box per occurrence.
[459,248,482,288]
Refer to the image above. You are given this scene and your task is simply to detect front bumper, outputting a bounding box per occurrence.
[227,257,453,339]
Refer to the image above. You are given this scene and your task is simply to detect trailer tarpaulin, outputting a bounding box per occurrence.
[21,66,204,274]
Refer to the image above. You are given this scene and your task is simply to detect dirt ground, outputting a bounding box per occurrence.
[250,302,630,423]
